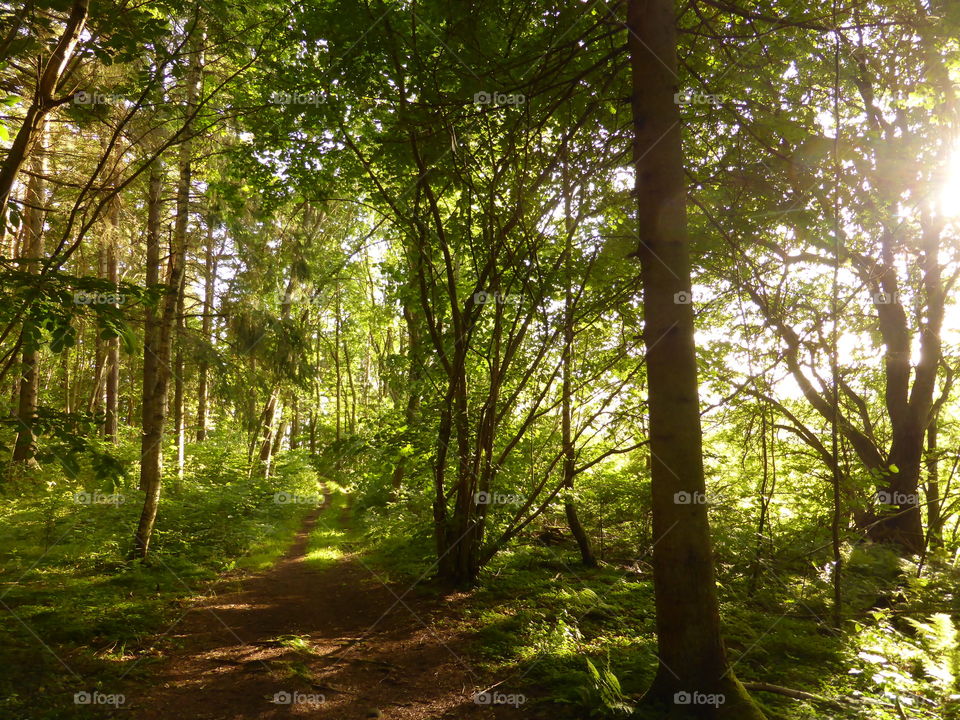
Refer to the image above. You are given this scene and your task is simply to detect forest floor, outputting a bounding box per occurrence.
[123,496,520,720]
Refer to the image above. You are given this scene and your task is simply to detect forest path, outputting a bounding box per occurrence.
[127,496,515,719]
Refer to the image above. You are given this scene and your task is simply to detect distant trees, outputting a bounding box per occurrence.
[682,0,960,557]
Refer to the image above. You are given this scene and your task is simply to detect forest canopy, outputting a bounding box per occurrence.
[1,1,959,719]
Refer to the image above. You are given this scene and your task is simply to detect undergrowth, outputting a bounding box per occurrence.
[0,435,322,720]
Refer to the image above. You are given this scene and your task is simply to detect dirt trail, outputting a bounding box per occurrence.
[126,501,522,719]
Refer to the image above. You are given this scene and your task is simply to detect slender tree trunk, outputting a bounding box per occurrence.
[334,285,342,442]
[343,338,356,434]
[0,0,89,237]
[257,388,279,474]
[133,163,165,543]
[560,150,596,567]
[61,347,71,415]
[104,193,120,442]
[390,301,422,493]
[270,418,286,459]
[133,22,203,557]
[628,0,765,716]
[173,287,186,489]
[749,408,775,592]
[11,124,47,464]
[289,395,300,450]
[196,220,215,441]
[925,414,942,548]
[88,242,109,418]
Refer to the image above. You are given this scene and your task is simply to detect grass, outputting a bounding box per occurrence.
[345,497,960,720]
[0,444,323,720]
[304,484,355,570]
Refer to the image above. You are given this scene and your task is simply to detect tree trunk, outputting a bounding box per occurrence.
[133,163,166,553]
[343,338,357,434]
[628,0,766,716]
[173,286,186,489]
[390,297,422,494]
[334,284,342,442]
[133,21,203,557]
[196,219,215,441]
[289,394,300,450]
[924,413,942,548]
[257,388,279,474]
[104,193,120,442]
[0,0,89,237]
[560,143,596,568]
[11,124,47,464]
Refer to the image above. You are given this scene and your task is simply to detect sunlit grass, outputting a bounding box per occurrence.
[305,490,354,569]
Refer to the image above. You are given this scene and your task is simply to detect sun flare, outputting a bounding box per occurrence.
[939,143,960,218]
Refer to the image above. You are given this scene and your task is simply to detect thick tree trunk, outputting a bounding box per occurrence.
[865,218,943,554]
[628,1,766,717]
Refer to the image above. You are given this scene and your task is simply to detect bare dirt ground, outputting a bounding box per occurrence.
[124,503,527,719]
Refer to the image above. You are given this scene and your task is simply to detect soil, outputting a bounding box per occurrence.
[123,502,527,719]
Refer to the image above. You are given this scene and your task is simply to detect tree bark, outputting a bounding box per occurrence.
[628,0,766,716]
[257,388,279,472]
[561,149,596,568]
[334,283,342,442]
[104,189,120,442]
[11,123,47,464]
[173,286,186,489]
[196,219,216,441]
[133,20,203,557]
[925,413,942,548]
[133,163,166,553]
[289,394,300,450]
[0,0,89,236]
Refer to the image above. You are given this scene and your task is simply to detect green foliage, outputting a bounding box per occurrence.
[0,435,321,720]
